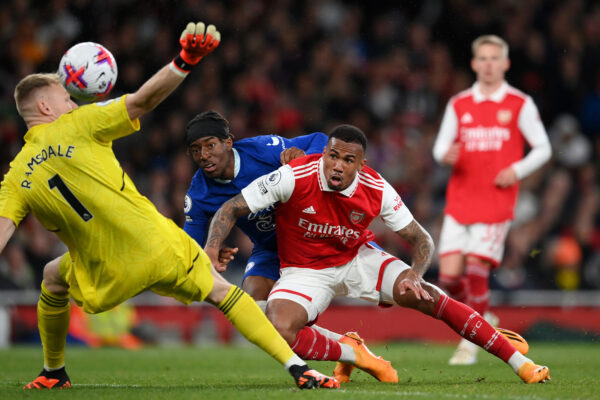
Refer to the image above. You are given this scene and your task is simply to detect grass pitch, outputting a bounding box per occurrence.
[2,342,599,399]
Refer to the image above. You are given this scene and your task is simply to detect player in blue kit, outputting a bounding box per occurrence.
[183,111,327,301]
[183,110,392,382]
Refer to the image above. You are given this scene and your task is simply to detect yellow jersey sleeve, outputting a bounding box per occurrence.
[0,170,29,227]
[72,95,141,143]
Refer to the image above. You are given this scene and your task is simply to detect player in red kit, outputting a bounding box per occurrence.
[432,35,552,365]
[205,124,550,384]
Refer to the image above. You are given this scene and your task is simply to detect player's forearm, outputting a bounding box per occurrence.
[0,216,16,254]
[395,220,434,277]
[126,64,186,121]
[512,140,552,180]
[205,194,252,251]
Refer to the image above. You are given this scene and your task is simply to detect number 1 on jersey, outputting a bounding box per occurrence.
[48,174,93,222]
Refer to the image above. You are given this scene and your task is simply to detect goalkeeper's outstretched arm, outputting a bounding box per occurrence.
[126,22,221,121]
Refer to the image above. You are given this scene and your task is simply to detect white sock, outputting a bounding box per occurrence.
[284,354,306,370]
[338,343,357,363]
[44,364,65,372]
[508,351,532,373]
[312,325,343,341]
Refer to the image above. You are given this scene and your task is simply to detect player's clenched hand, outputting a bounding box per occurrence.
[494,166,518,188]
[204,246,237,273]
[179,22,221,65]
[397,269,433,302]
[280,147,306,165]
[442,142,461,165]
[217,246,238,270]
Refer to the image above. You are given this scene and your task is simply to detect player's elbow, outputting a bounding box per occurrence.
[539,142,552,165]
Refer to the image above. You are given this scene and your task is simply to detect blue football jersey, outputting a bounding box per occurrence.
[184,133,328,277]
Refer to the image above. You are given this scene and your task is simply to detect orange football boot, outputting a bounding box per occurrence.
[336,331,398,383]
[518,362,551,384]
[24,368,71,389]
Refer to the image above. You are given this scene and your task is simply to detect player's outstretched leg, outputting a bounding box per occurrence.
[433,293,550,383]
[24,367,71,389]
[213,284,339,388]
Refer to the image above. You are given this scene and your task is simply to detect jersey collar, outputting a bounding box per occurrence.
[23,125,42,142]
[317,157,359,197]
[472,81,508,103]
[214,147,240,184]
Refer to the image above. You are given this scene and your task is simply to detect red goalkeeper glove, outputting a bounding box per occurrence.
[172,22,221,74]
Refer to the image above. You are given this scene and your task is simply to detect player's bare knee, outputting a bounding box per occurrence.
[420,282,443,314]
[241,276,275,301]
[394,281,441,315]
[42,257,68,295]
[466,254,492,269]
[439,253,466,276]
[265,301,303,344]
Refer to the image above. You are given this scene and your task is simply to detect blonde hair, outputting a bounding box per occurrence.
[14,73,62,116]
[472,35,509,58]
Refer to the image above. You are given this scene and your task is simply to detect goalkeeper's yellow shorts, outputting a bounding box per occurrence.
[59,236,215,314]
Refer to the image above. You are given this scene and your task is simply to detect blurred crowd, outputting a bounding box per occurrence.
[0,0,599,293]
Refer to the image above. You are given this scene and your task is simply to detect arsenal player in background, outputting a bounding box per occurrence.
[433,35,552,365]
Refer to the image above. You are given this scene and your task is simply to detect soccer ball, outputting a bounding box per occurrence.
[58,42,118,102]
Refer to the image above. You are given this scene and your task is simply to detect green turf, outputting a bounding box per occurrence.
[1,342,599,399]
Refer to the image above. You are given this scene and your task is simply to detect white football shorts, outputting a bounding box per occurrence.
[438,214,511,267]
[267,242,410,322]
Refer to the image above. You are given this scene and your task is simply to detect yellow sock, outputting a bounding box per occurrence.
[38,282,70,369]
[218,286,295,365]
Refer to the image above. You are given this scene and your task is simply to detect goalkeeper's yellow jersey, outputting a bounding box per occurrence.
[0,96,202,312]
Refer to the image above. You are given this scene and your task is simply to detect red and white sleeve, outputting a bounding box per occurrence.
[241,165,295,213]
[513,96,552,179]
[379,179,414,232]
[432,102,459,164]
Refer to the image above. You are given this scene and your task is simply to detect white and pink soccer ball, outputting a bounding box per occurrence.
[58,42,118,102]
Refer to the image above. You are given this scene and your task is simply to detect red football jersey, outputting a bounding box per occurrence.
[433,83,548,224]
[241,154,413,269]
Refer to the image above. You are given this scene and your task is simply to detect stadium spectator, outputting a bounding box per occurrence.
[182,110,388,381]
[0,22,338,390]
[500,114,600,291]
[204,124,551,384]
[432,35,552,365]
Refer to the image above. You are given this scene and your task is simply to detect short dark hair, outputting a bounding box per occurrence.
[185,110,233,146]
[14,73,62,116]
[328,124,367,152]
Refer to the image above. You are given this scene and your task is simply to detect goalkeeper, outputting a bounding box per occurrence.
[0,22,338,390]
